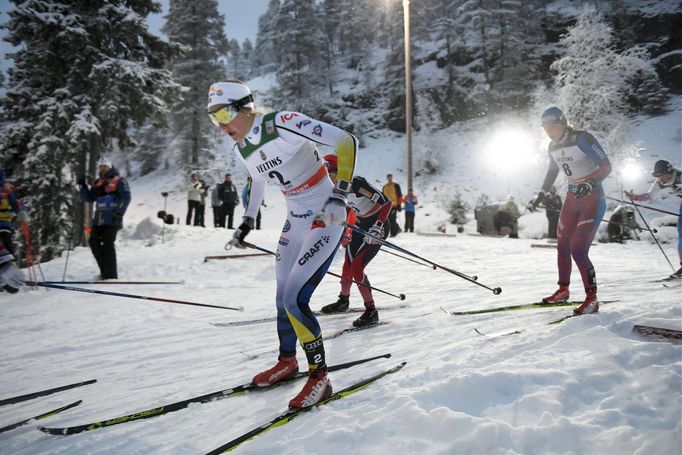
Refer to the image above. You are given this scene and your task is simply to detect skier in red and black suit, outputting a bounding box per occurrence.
[320,154,392,327]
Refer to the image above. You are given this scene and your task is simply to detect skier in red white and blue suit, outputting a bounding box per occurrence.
[528,107,612,315]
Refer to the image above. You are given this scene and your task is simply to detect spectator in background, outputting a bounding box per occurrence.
[494,196,520,238]
[242,176,263,230]
[196,179,208,228]
[545,186,562,239]
[186,173,202,225]
[0,169,26,257]
[401,188,418,233]
[382,173,402,237]
[219,173,239,229]
[211,184,223,227]
[78,157,131,280]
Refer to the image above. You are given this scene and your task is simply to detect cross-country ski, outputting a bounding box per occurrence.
[205,362,407,454]
[38,354,391,435]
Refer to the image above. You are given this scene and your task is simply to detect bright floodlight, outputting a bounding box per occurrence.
[484,129,534,172]
[621,161,641,182]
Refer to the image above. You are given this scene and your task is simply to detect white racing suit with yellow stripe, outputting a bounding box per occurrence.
[235,111,357,371]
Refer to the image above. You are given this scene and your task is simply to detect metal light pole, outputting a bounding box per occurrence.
[403,0,413,191]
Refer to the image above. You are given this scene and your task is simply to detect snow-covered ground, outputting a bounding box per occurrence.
[1,101,680,453]
[1,216,680,454]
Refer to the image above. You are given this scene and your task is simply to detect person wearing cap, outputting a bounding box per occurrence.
[528,107,612,314]
[0,169,26,257]
[186,173,204,226]
[382,173,403,237]
[544,186,563,239]
[207,79,358,409]
[626,159,682,279]
[401,188,419,233]
[78,157,131,280]
[218,173,239,229]
[320,154,392,327]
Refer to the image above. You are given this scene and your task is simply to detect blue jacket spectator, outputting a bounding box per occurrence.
[78,157,130,279]
[79,165,131,229]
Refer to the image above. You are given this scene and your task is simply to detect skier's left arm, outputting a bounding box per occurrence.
[576,132,612,185]
[278,112,358,192]
[627,181,657,201]
[115,178,132,218]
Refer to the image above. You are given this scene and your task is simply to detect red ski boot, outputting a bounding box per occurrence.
[288,368,332,410]
[574,291,599,315]
[252,355,299,387]
[542,286,569,304]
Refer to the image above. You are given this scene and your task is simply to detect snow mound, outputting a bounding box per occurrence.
[123,217,162,243]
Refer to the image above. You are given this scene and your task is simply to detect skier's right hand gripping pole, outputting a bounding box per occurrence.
[345,223,502,295]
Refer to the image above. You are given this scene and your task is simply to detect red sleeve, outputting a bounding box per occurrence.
[375,201,392,224]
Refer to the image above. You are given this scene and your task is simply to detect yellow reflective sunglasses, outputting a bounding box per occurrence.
[208,104,239,126]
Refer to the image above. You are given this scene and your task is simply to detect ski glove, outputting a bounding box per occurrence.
[364,221,384,245]
[77,176,87,187]
[573,181,594,199]
[526,191,546,212]
[0,261,25,294]
[229,217,254,248]
[314,190,347,227]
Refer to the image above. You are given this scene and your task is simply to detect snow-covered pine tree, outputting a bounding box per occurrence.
[550,6,665,156]
[486,0,543,112]
[382,0,413,132]
[0,0,181,260]
[227,39,248,81]
[272,0,325,112]
[321,0,342,96]
[241,39,254,77]
[162,0,228,166]
[252,0,281,78]
[419,0,473,124]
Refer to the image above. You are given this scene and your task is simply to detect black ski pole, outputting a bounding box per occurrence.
[346,223,501,295]
[626,194,676,272]
[27,282,244,311]
[605,196,679,217]
[61,229,76,282]
[237,241,406,301]
[380,248,437,270]
[540,206,656,233]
